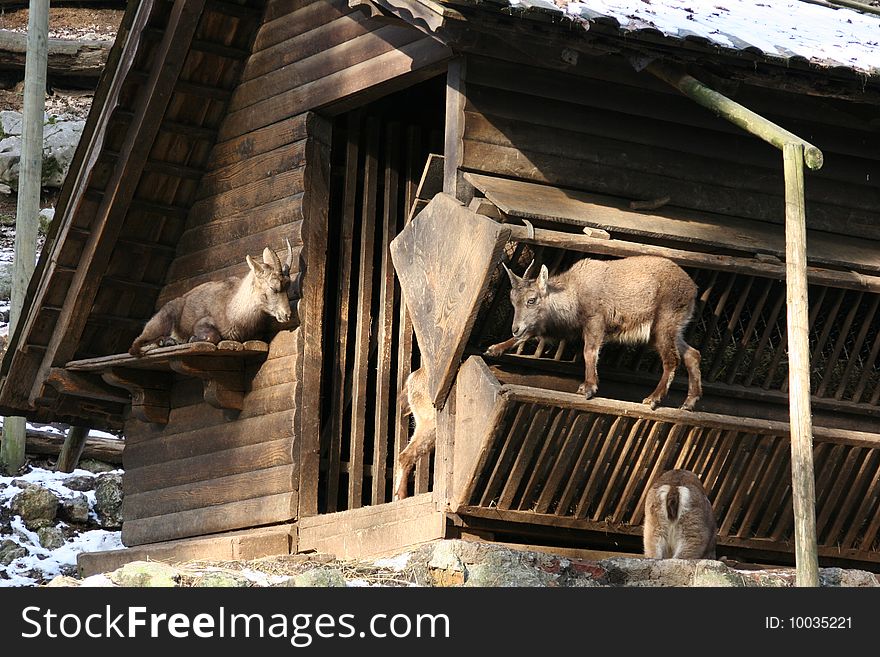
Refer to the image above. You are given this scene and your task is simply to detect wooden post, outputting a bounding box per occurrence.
[648,61,822,586]
[1,0,49,475]
[55,426,90,473]
[783,143,819,587]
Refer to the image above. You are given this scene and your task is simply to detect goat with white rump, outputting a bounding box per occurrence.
[129,241,294,356]
[485,255,703,411]
[394,367,435,501]
[643,469,717,560]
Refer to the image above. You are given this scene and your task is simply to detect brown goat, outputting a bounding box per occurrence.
[129,241,294,356]
[485,255,702,411]
[394,367,435,501]
[643,469,717,560]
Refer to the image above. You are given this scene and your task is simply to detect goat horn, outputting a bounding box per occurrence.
[283,239,293,275]
[522,259,536,280]
[501,261,519,287]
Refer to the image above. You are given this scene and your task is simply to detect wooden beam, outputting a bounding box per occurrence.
[27,0,207,407]
[24,428,123,465]
[55,425,89,473]
[47,368,131,404]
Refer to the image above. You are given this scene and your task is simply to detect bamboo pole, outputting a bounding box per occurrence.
[1,0,49,475]
[783,143,820,586]
[649,62,821,586]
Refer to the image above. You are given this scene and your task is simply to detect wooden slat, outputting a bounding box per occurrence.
[196,140,306,201]
[348,118,380,510]
[210,113,311,169]
[325,113,360,513]
[478,404,531,508]
[295,120,332,518]
[123,464,295,520]
[123,437,294,494]
[122,492,296,546]
[371,123,400,505]
[219,36,450,140]
[517,408,572,512]
[533,412,592,515]
[253,0,350,54]
[497,407,552,510]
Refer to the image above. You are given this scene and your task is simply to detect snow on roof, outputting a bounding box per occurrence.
[506,0,880,76]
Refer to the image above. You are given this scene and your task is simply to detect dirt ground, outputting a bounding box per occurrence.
[0,5,123,40]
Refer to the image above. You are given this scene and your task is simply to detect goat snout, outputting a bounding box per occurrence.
[512,325,526,339]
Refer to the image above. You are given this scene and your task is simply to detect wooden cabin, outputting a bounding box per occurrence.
[1,0,879,573]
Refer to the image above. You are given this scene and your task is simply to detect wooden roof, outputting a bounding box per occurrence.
[0,0,267,427]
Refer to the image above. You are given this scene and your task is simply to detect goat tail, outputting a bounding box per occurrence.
[665,486,680,521]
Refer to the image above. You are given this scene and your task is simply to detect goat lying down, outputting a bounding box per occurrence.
[394,368,435,501]
[485,255,703,411]
[643,469,717,560]
[129,241,294,356]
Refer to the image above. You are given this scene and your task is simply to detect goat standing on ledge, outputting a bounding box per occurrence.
[485,255,702,411]
[129,241,294,356]
[643,469,717,560]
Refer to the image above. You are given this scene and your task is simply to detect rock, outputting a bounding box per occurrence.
[46,575,81,587]
[63,475,97,492]
[59,493,91,524]
[0,539,28,565]
[193,571,253,588]
[94,472,123,528]
[10,486,59,530]
[426,541,466,587]
[820,567,879,587]
[78,459,117,474]
[11,478,36,489]
[278,568,346,587]
[108,561,180,587]
[0,112,84,191]
[37,526,66,550]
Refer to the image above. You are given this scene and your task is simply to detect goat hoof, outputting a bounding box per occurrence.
[680,398,699,412]
[642,397,659,410]
[578,384,597,399]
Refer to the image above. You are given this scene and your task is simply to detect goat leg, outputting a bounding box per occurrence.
[484,336,520,357]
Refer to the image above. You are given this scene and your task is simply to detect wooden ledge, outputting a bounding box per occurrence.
[58,340,270,424]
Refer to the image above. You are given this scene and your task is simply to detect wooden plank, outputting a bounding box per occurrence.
[124,437,294,494]
[78,524,294,577]
[219,36,451,140]
[210,114,311,170]
[443,57,469,201]
[196,140,306,201]
[518,408,572,512]
[297,493,445,559]
[123,410,294,468]
[122,492,296,546]
[451,356,506,511]
[253,0,350,53]
[123,464,296,520]
[295,118,332,518]
[234,24,424,113]
[325,113,360,513]
[372,123,400,505]
[391,194,510,407]
[28,0,208,407]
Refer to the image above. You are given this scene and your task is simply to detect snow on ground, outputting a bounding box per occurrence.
[0,463,124,588]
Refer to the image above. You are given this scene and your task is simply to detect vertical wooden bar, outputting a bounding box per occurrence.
[444,57,473,203]
[348,117,380,510]
[297,115,332,518]
[394,126,420,487]
[2,0,49,474]
[834,295,879,400]
[783,142,819,587]
[372,122,399,505]
[325,113,360,512]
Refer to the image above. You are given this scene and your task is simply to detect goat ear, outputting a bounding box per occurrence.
[538,264,550,294]
[501,261,519,287]
[246,254,258,273]
[263,247,282,271]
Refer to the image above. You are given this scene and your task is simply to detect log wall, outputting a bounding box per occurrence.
[457,54,880,239]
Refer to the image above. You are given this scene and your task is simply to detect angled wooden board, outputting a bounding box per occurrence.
[390,193,509,408]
